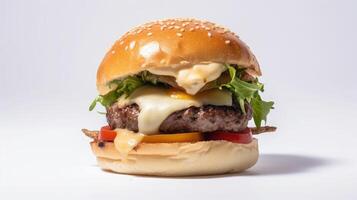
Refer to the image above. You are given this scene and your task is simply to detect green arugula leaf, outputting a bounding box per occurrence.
[251,94,274,128]
[97,111,107,115]
[89,90,118,111]
[220,65,274,128]
[141,71,159,84]
[89,76,143,111]
[221,65,262,113]
[115,76,144,97]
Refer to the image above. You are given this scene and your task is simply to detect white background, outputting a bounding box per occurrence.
[1,0,357,199]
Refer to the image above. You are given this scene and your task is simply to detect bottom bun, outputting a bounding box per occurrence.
[90,139,258,176]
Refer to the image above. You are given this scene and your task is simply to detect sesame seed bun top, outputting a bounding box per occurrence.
[96,18,261,95]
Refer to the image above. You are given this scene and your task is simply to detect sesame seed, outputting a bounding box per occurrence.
[147,32,153,36]
[170,21,175,25]
[217,29,225,33]
[111,50,115,54]
[129,41,136,49]
[174,25,180,29]
[119,41,124,45]
[176,32,183,37]
[160,26,165,31]
[125,46,129,50]
[137,29,142,34]
[208,32,212,37]
[168,26,174,29]
[180,28,185,32]
[205,27,211,31]
[225,40,231,44]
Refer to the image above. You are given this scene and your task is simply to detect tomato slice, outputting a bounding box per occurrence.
[99,126,117,141]
[206,128,253,144]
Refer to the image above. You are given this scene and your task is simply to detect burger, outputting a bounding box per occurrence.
[82,18,276,176]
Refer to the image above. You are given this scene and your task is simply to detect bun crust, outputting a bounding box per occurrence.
[91,139,259,176]
[97,18,261,95]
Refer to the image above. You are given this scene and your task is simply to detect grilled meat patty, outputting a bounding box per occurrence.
[106,102,252,133]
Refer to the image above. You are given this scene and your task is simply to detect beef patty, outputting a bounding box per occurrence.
[106,102,252,133]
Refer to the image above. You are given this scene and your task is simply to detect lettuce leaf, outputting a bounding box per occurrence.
[221,65,274,128]
[251,93,274,128]
[89,76,143,111]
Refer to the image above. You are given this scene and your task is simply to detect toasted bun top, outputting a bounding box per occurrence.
[97,18,261,94]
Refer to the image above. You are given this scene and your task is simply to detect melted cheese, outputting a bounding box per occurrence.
[148,62,226,95]
[114,129,144,158]
[120,86,232,134]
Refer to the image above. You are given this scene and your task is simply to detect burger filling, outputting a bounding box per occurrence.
[90,64,274,133]
[87,63,275,156]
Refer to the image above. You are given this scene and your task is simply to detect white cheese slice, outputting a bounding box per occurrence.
[121,86,232,134]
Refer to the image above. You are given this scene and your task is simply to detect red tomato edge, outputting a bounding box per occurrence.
[98,126,253,144]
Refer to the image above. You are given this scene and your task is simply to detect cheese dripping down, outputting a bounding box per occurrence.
[114,129,144,158]
[117,86,232,134]
[148,62,227,95]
